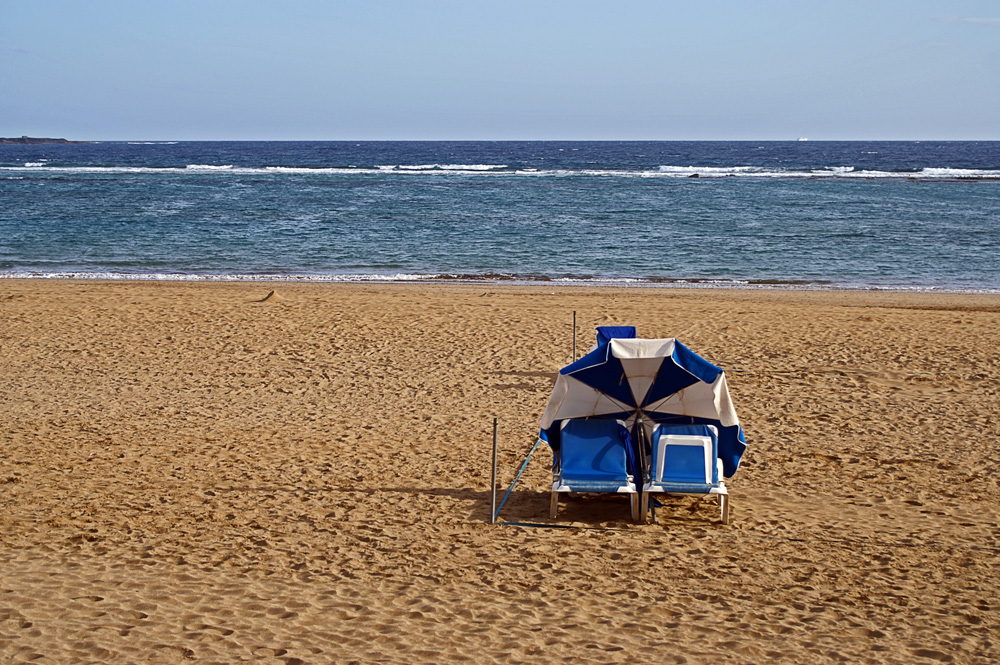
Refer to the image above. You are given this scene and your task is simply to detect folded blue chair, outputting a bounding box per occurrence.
[550,418,640,522]
[641,423,730,524]
[595,325,636,346]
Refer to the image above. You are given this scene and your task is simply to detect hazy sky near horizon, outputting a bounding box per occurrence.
[2,1,998,141]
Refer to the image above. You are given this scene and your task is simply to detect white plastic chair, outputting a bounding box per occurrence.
[641,424,730,524]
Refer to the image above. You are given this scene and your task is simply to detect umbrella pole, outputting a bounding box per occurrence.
[490,418,499,524]
[636,414,650,522]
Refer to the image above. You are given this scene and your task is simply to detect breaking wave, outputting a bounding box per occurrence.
[2,270,997,293]
[4,164,999,180]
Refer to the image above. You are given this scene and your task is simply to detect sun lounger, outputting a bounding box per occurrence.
[550,418,640,522]
[641,423,730,524]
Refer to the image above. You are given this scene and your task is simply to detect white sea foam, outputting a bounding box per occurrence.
[655,165,1000,179]
[919,167,1000,178]
[551,276,645,284]
[0,271,444,283]
[657,165,761,177]
[6,165,161,174]
[185,164,234,170]
[816,166,856,175]
[2,163,998,180]
[264,166,368,175]
[378,164,508,172]
[3,270,997,294]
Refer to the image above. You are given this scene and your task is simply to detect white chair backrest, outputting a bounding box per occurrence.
[654,434,714,484]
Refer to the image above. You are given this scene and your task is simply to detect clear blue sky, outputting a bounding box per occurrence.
[2,1,998,140]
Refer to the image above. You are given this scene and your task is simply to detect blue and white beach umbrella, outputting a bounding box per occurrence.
[539,337,746,477]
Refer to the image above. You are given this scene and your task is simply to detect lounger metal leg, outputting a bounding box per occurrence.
[640,492,649,524]
[550,491,559,519]
[630,493,640,522]
[720,494,731,525]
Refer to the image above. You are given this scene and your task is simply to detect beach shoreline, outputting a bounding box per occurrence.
[2,279,998,663]
[4,273,1000,296]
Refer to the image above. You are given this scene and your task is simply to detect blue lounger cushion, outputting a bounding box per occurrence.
[555,418,635,491]
[551,418,640,521]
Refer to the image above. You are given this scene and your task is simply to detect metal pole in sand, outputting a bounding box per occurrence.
[490,417,499,524]
[572,311,577,362]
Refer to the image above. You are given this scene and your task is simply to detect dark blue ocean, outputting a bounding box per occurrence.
[2,141,999,291]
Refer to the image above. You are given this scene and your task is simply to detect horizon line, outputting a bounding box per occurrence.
[5,136,1000,143]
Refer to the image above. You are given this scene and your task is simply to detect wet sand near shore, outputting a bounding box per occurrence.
[1,280,998,664]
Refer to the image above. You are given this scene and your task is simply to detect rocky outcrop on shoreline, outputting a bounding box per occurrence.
[0,136,90,144]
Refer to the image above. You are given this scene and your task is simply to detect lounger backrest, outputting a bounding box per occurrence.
[595,326,637,346]
[559,419,630,479]
[651,424,719,484]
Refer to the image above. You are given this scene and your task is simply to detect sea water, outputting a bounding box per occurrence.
[1,141,999,292]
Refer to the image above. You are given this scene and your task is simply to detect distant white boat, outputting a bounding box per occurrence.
[797,137,809,141]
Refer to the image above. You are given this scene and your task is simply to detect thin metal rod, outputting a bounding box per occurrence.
[490,418,499,524]
[572,311,577,362]
[494,438,541,522]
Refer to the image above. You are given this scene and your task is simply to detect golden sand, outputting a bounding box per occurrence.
[1,280,998,664]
